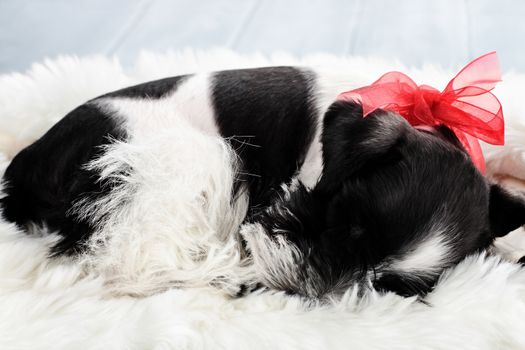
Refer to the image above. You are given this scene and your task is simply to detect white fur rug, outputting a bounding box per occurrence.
[1,49,525,350]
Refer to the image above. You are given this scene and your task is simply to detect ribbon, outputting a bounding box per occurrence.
[337,52,505,173]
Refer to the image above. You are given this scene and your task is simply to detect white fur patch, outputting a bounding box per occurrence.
[72,116,254,297]
[241,223,300,284]
[383,222,455,280]
[240,222,325,297]
[297,129,323,189]
[390,230,452,275]
[95,72,219,136]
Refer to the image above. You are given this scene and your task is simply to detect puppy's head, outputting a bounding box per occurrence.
[242,101,525,298]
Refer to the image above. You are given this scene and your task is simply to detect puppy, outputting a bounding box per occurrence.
[1,67,524,298]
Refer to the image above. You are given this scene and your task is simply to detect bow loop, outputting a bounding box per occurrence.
[412,86,441,125]
[444,51,502,93]
[337,52,505,173]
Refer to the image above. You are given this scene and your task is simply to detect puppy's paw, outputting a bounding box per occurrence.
[240,221,309,294]
[239,179,329,297]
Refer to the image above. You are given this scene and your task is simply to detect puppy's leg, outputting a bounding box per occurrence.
[240,179,332,298]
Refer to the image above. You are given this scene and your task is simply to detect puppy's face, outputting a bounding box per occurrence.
[242,101,525,298]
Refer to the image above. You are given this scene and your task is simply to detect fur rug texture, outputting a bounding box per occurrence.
[0,49,525,350]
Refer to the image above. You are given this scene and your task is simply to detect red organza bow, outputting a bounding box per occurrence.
[337,51,504,173]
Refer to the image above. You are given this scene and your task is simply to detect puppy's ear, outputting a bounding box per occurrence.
[489,184,525,237]
[317,100,408,194]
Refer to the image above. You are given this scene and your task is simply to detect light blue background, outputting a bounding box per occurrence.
[1,0,524,73]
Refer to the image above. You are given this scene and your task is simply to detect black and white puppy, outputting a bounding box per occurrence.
[1,67,524,298]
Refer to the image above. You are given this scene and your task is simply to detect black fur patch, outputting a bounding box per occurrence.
[489,185,525,237]
[372,273,437,298]
[212,67,318,215]
[1,104,127,254]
